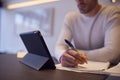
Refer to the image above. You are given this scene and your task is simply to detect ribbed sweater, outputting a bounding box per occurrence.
[55,5,120,64]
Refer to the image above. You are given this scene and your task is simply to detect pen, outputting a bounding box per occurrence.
[64,39,87,64]
[64,39,76,50]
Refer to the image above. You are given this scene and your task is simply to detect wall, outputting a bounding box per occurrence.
[0,0,120,56]
[0,0,77,55]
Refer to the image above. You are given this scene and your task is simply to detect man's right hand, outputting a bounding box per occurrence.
[60,49,87,67]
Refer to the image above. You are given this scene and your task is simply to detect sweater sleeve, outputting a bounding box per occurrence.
[54,13,74,61]
[82,9,120,64]
[54,24,72,61]
[83,25,120,64]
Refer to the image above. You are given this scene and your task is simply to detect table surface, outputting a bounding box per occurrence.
[0,54,119,80]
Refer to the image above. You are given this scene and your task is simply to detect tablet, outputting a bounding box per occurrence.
[20,30,56,70]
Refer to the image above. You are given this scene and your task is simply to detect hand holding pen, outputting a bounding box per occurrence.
[65,39,87,64]
[60,39,88,67]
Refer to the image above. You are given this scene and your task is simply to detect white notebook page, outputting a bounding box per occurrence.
[56,60,110,73]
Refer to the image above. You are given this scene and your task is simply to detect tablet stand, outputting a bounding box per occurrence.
[20,53,55,70]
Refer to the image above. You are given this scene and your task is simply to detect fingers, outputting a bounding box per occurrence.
[61,59,78,67]
[67,49,88,64]
[76,51,88,64]
[60,52,78,67]
[60,49,88,67]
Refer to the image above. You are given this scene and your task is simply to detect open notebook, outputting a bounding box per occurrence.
[56,60,110,73]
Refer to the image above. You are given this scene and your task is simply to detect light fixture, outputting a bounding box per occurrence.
[7,0,59,9]
[111,0,116,3]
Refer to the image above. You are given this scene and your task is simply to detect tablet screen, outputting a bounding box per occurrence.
[20,30,56,70]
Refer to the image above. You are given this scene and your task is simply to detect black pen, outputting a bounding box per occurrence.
[64,39,87,64]
[64,39,76,50]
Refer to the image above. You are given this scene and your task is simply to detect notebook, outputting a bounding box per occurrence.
[56,60,110,73]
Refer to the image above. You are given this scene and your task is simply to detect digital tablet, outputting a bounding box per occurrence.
[20,30,56,70]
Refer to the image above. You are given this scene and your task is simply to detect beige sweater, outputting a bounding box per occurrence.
[55,5,120,64]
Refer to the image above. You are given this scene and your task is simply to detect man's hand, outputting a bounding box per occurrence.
[60,49,87,67]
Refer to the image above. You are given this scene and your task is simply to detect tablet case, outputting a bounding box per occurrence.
[20,31,56,70]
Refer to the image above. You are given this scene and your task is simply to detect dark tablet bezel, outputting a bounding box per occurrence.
[20,30,56,70]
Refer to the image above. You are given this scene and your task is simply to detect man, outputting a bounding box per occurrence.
[55,0,120,67]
